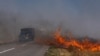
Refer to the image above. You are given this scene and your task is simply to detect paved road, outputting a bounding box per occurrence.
[0,42,49,56]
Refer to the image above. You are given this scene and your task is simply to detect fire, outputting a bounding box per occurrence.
[54,28,100,52]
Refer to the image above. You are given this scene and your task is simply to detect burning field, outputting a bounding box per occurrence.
[36,28,100,56]
[53,28,100,52]
[45,29,100,56]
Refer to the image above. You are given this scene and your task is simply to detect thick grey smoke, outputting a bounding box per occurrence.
[0,0,100,42]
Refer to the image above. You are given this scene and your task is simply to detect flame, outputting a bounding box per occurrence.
[54,28,100,52]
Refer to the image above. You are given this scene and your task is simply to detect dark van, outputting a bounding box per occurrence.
[19,28,35,42]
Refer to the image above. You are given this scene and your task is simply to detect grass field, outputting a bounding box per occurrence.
[44,46,100,56]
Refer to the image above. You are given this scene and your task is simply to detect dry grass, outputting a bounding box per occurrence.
[44,46,100,56]
[0,41,4,45]
[44,46,71,56]
[0,41,12,45]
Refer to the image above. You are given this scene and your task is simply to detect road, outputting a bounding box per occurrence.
[0,42,49,56]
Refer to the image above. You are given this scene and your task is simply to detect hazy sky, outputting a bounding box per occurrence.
[0,0,100,39]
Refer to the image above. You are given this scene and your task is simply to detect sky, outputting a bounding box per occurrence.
[0,0,100,39]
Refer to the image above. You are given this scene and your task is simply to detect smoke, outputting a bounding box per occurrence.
[0,0,100,42]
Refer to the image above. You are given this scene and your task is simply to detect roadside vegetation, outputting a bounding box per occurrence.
[44,46,100,56]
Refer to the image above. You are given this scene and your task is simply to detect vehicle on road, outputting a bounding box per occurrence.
[19,28,35,42]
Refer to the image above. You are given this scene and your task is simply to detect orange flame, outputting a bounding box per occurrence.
[54,28,100,52]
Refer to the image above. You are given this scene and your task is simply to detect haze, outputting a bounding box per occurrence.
[0,0,100,42]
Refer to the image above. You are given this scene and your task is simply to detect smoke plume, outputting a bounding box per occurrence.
[0,0,100,42]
